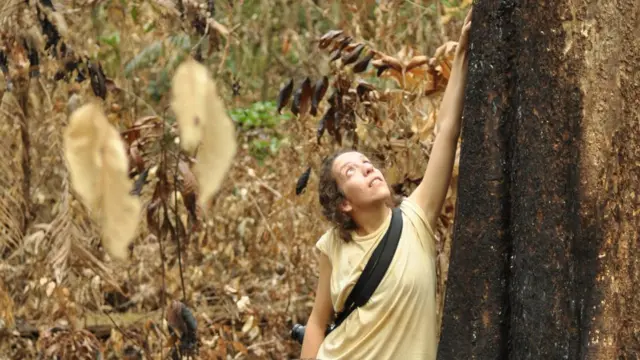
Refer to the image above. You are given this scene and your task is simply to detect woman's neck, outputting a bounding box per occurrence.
[352,202,392,237]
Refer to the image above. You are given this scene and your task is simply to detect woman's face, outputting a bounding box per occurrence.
[331,151,391,212]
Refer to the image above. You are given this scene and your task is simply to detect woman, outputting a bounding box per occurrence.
[299,9,472,360]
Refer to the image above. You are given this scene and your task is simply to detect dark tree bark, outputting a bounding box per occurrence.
[438,1,640,359]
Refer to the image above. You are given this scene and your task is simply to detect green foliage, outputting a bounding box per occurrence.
[249,137,282,163]
[230,101,291,130]
[124,34,192,77]
[230,101,291,163]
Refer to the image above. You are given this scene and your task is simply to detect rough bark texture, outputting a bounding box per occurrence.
[438,0,639,359]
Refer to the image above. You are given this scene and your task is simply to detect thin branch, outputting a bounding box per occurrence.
[17,82,32,238]
[216,30,232,75]
[246,191,276,248]
[243,166,282,198]
[173,152,187,303]
[157,118,168,358]
[190,21,210,54]
[246,339,276,351]
[98,305,153,360]
[119,86,159,117]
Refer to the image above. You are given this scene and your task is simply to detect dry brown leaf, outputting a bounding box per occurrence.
[0,279,14,330]
[170,59,237,209]
[63,102,141,260]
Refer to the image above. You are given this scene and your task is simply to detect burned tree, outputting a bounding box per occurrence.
[438,1,640,359]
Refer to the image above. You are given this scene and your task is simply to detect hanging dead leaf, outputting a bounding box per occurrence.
[318,30,343,49]
[130,168,149,196]
[296,167,311,195]
[376,64,390,77]
[166,300,197,336]
[179,161,198,197]
[276,79,293,114]
[424,72,439,96]
[406,55,429,72]
[291,77,312,116]
[311,76,328,116]
[330,36,352,52]
[179,161,198,223]
[329,48,342,62]
[371,54,403,72]
[321,106,336,136]
[128,140,145,173]
[341,43,365,66]
[352,51,374,73]
[63,102,142,260]
[356,80,375,100]
[316,113,327,144]
[434,41,458,63]
[87,61,106,99]
[437,61,450,80]
[291,89,301,115]
[146,185,163,233]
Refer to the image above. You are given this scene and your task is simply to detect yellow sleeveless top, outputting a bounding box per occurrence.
[315,197,438,360]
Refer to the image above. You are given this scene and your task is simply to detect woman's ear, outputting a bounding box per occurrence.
[339,199,352,213]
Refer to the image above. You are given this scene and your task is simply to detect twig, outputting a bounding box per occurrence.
[190,20,210,60]
[38,78,53,109]
[214,6,235,75]
[173,152,187,303]
[98,306,152,360]
[243,166,282,198]
[303,0,335,25]
[157,119,168,358]
[157,205,172,359]
[216,30,232,75]
[17,83,32,242]
[247,339,276,351]
[246,191,276,243]
[119,86,159,117]
[405,0,431,11]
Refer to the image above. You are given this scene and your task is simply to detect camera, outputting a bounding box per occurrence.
[290,323,336,344]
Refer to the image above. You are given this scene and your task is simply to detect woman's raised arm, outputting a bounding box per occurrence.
[409,8,472,230]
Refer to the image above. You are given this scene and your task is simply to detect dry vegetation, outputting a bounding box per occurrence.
[0,0,470,358]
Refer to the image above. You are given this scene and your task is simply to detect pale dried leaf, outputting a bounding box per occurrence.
[63,102,141,260]
[171,60,209,153]
[171,59,237,208]
[100,121,142,260]
[63,104,103,210]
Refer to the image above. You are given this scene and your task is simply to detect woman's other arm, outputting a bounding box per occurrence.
[300,253,334,359]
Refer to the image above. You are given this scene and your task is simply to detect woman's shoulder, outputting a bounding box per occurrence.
[398,196,437,255]
[399,197,435,233]
[315,227,340,258]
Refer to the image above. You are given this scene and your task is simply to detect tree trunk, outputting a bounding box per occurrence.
[438,1,640,359]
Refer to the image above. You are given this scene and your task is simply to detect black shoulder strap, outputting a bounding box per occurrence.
[334,207,403,327]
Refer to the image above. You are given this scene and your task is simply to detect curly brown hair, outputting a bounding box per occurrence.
[317,149,401,243]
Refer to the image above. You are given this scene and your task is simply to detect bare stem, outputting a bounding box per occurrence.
[173,151,187,303]
[18,85,32,240]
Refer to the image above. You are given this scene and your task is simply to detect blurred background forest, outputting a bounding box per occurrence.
[0,0,471,358]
